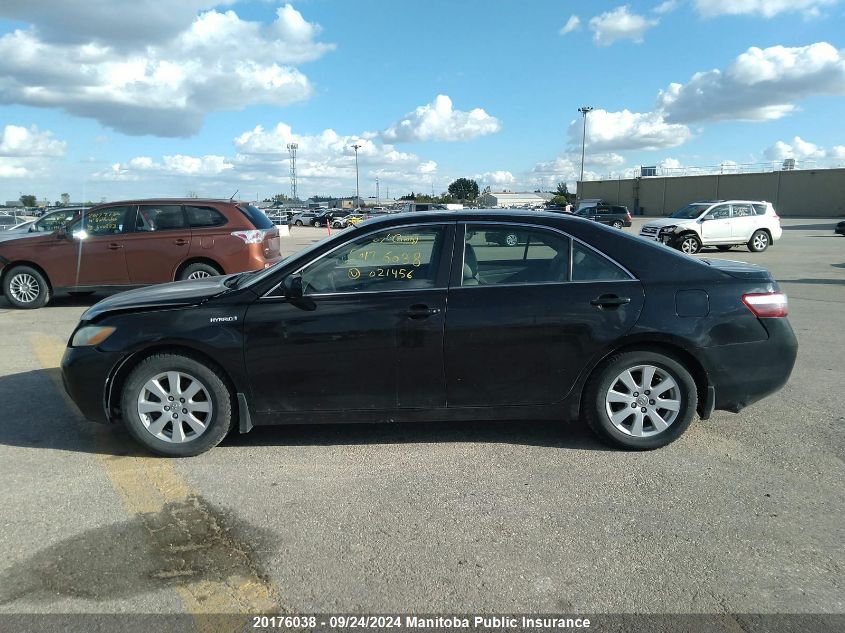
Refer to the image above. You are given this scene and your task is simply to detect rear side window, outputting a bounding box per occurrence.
[753,204,768,215]
[732,203,754,217]
[135,205,187,232]
[612,206,627,214]
[186,205,227,227]
[238,204,274,230]
[572,242,631,282]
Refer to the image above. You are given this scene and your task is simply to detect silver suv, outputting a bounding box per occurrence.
[639,200,783,254]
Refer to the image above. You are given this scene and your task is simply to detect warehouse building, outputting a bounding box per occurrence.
[477,191,550,208]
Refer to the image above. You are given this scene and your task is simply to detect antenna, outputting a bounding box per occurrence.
[287,143,298,201]
[229,189,239,201]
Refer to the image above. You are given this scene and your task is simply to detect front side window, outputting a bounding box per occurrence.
[68,206,131,237]
[300,225,445,294]
[462,224,570,286]
[35,211,77,232]
[135,205,187,232]
[572,242,631,282]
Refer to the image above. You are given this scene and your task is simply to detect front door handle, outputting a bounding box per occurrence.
[107,243,124,250]
[590,294,631,308]
[398,304,441,319]
[173,239,189,246]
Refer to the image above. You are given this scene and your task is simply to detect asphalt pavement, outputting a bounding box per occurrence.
[0,218,843,620]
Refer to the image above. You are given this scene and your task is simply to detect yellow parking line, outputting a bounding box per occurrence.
[30,332,281,626]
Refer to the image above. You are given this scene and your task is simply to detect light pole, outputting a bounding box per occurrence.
[578,106,594,195]
[351,143,362,210]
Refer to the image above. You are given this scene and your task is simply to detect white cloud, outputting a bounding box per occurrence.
[0,4,334,137]
[658,42,845,123]
[764,136,834,160]
[653,1,679,14]
[94,154,233,181]
[589,6,658,46]
[694,0,836,19]
[567,109,692,151]
[658,157,683,170]
[831,146,845,159]
[560,15,581,35]
[381,95,502,143]
[0,124,67,178]
[476,171,516,185]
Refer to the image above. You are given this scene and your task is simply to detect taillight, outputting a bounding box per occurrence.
[742,292,788,317]
[626,212,632,220]
[231,230,266,244]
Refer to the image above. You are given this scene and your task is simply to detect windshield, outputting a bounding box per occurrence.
[670,203,710,219]
[239,231,338,289]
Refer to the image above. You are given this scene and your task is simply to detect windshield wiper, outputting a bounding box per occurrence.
[224,271,251,289]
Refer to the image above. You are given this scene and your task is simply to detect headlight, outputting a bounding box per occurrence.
[71,325,116,347]
[658,225,678,234]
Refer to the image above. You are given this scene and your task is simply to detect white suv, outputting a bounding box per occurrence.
[639,200,783,254]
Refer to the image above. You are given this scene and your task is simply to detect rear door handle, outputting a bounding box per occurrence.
[590,295,631,308]
[107,243,124,250]
[398,305,441,319]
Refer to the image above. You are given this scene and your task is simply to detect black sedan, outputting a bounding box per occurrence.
[836,220,845,236]
[61,211,797,456]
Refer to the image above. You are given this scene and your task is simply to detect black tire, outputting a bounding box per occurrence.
[716,245,733,251]
[121,353,233,457]
[676,233,702,255]
[583,350,698,450]
[504,233,519,247]
[2,265,51,309]
[611,220,624,229]
[747,229,770,253]
[294,220,303,226]
[177,262,221,281]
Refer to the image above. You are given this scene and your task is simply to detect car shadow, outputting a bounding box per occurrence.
[781,223,840,231]
[0,293,104,310]
[779,278,845,286]
[0,368,612,455]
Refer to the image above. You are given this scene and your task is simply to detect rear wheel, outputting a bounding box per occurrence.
[178,262,221,281]
[748,230,770,252]
[677,234,701,255]
[121,354,232,457]
[505,233,519,247]
[3,265,51,309]
[584,350,698,450]
[294,220,303,226]
[611,220,624,229]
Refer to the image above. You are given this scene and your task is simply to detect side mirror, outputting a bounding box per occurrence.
[283,274,303,299]
[700,215,713,221]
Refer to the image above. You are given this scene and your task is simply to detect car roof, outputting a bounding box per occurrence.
[87,198,245,207]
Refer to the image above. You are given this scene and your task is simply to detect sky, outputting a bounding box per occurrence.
[1,0,844,203]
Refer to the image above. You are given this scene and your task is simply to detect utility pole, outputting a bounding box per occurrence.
[286,143,298,202]
[375,177,380,205]
[578,106,594,197]
[351,143,361,209]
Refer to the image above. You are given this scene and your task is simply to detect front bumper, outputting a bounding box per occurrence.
[701,317,798,413]
[61,345,121,424]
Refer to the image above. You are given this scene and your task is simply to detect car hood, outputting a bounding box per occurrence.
[698,258,773,281]
[642,217,693,229]
[82,276,234,321]
[0,229,40,243]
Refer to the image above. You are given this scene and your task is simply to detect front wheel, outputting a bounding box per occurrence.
[584,351,698,450]
[505,233,519,247]
[121,354,233,456]
[3,265,51,309]
[748,230,770,252]
[294,220,303,226]
[677,234,702,255]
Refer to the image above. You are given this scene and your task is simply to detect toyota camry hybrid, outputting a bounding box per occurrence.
[61,210,797,456]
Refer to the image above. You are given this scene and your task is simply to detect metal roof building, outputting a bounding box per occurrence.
[477,191,550,208]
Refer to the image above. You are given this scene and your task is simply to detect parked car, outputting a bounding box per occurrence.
[332,213,366,229]
[0,199,281,309]
[310,210,338,227]
[0,215,20,231]
[639,200,783,254]
[0,208,84,242]
[574,198,607,213]
[290,211,318,226]
[61,209,796,456]
[574,204,632,229]
[835,220,845,236]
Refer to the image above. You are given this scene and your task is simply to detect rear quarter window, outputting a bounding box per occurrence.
[237,204,274,230]
[186,206,228,227]
[753,204,768,215]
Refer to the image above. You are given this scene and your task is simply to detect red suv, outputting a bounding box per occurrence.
[0,199,281,308]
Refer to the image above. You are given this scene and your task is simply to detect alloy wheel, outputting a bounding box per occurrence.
[681,237,700,254]
[505,234,519,246]
[753,233,769,250]
[612,221,623,229]
[604,364,682,437]
[9,273,40,304]
[187,270,212,280]
[137,371,213,443]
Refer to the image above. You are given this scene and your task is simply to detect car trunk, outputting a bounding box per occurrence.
[698,258,773,281]
[263,227,281,258]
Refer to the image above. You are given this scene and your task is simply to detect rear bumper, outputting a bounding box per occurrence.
[61,345,119,424]
[701,318,797,413]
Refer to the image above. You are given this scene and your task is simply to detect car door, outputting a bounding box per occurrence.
[243,223,455,414]
[729,203,756,241]
[699,203,733,243]
[444,223,644,408]
[63,205,132,286]
[594,206,612,225]
[122,204,192,284]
